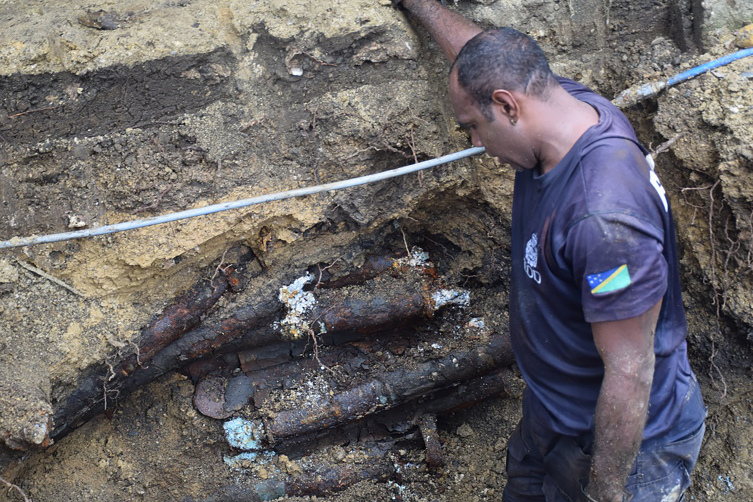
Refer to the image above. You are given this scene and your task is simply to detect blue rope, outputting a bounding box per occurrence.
[612,47,753,108]
[667,47,753,86]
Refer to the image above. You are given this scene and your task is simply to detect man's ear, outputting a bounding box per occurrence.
[491,89,519,121]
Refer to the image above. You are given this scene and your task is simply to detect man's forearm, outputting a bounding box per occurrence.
[588,364,653,502]
[589,301,661,502]
[400,0,482,61]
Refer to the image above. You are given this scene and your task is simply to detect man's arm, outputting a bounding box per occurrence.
[587,300,660,502]
[399,0,482,61]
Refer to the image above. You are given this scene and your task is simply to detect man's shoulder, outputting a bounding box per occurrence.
[578,139,655,208]
[555,76,607,104]
[556,76,636,137]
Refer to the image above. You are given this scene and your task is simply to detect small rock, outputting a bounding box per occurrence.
[332,445,347,462]
[456,423,474,438]
[78,10,120,30]
[0,259,19,283]
[24,422,48,445]
[67,213,87,229]
[735,23,753,49]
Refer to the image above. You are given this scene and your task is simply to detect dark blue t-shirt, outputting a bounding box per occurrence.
[509,77,700,441]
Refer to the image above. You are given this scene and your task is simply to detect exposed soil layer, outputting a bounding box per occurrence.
[1,0,752,501]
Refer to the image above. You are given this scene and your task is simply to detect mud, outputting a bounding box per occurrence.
[1,0,753,500]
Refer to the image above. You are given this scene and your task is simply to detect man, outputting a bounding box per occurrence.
[392,1,706,501]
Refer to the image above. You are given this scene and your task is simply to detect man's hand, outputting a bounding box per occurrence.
[587,300,661,502]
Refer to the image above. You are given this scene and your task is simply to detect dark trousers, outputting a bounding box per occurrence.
[503,379,706,502]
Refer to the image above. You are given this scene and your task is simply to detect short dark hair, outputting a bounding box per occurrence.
[452,27,556,120]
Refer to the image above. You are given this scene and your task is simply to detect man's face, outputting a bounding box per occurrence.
[449,71,529,169]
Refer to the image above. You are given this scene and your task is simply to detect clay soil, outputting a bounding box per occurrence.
[1,0,752,501]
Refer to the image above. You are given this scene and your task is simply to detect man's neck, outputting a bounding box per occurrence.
[531,86,600,175]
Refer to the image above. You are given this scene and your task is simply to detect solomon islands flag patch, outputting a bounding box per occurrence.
[587,264,631,295]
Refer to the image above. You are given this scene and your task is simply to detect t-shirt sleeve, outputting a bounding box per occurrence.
[564,212,668,323]
[556,76,596,100]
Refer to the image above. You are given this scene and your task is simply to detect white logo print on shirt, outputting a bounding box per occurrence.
[646,154,669,212]
[524,233,542,284]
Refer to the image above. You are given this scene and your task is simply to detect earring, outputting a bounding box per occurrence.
[510,118,517,125]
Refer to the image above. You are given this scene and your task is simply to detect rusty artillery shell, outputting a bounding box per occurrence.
[173,264,460,369]
[118,266,242,376]
[281,459,396,497]
[52,266,243,439]
[266,334,513,441]
[200,338,392,418]
[268,368,512,461]
[50,261,471,444]
[302,270,466,336]
[312,251,438,288]
[313,254,397,289]
[410,368,511,416]
[235,444,396,500]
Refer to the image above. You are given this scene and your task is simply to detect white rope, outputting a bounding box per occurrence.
[0,147,485,249]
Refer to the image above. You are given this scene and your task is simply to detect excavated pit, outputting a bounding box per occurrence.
[1,0,753,500]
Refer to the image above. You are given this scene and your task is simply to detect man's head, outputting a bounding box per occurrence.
[448,28,557,168]
[451,27,556,120]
